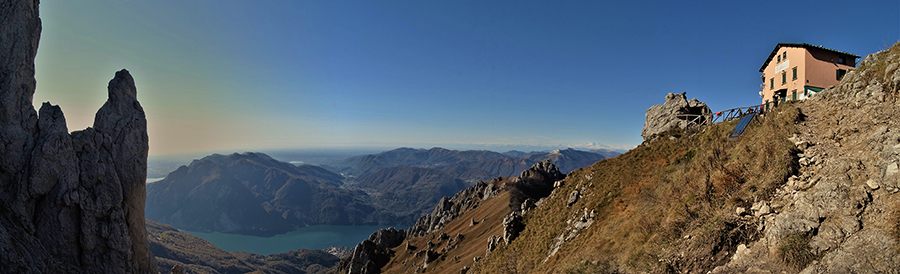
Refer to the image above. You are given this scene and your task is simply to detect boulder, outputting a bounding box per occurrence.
[486,235,502,256]
[520,198,536,213]
[502,212,525,244]
[567,190,580,207]
[641,92,713,140]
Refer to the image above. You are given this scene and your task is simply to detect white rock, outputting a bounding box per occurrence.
[886,162,899,177]
[866,179,880,190]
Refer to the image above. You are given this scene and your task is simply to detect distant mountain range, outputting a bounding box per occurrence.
[145,148,616,236]
[327,147,611,182]
[146,152,379,236]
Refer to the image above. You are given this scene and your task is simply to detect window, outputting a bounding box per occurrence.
[838,56,846,65]
[836,69,847,80]
[770,78,774,90]
[792,90,797,101]
[782,72,786,85]
[783,52,787,60]
[792,67,797,80]
[777,55,781,63]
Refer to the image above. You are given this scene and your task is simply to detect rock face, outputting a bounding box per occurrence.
[0,2,156,273]
[641,92,713,140]
[501,212,524,244]
[334,227,406,274]
[407,182,500,237]
[506,159,567,211]
[405,180,501,238]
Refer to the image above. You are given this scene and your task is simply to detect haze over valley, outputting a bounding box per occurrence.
[144,147,614,236]
[2,0,897,274]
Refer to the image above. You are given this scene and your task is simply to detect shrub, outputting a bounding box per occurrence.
[779,233,814,271]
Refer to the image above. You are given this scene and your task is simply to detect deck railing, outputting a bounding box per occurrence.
[711,104,766,123]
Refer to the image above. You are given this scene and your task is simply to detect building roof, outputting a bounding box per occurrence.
[759,43,860,72]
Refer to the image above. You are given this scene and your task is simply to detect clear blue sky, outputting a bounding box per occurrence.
[33,0,898,155]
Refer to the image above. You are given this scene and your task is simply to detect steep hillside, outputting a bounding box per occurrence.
[711,43,900,273]
[467,43,900,274]
[147,219,339,274]
[329,160,565,274]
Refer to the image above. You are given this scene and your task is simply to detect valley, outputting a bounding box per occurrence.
[3,1,895,273]
[180,225,392,255]
[144,147,610,237]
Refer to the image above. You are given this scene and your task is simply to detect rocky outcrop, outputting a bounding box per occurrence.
[641,92,713,140]
[333,227,406,274]
[502,212,524,244]
[0,2,156,273]
[406,180,500,237]
[334,161,572,273]
[545,208,595,262]
[506,159,567,211]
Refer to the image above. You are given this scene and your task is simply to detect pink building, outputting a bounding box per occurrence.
[759,43,859,104]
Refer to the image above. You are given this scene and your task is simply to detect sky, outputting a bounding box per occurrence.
[32,0,898,156]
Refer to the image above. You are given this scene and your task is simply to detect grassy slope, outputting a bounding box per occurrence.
[381,181,512,274]
[476,105,800,273]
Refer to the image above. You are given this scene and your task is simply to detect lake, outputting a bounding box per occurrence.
[182,225,398,255]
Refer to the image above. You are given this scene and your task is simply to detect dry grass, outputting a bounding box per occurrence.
[475,104,800,273]
[848,41,900,91]
[892,203,900,252]
[778,233,814,271]
[381,190,512,273]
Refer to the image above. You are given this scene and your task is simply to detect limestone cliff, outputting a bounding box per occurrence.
[0,0,157,273]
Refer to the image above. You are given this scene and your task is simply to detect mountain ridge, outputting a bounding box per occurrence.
[327,43,900,274]
[146,147,612,236]
[328,146,609,181]
[146,152,379,236]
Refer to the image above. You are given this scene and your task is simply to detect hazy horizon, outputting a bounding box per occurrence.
[31,0,898,156]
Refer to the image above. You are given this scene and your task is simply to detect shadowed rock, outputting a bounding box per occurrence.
[0,1,156,272]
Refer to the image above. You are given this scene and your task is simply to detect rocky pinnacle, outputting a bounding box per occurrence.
[0,0,157,273]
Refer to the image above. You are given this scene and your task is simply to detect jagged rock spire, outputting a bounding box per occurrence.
[0,1,156,273]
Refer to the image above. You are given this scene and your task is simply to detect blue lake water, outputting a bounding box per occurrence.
[182,225,398,255]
